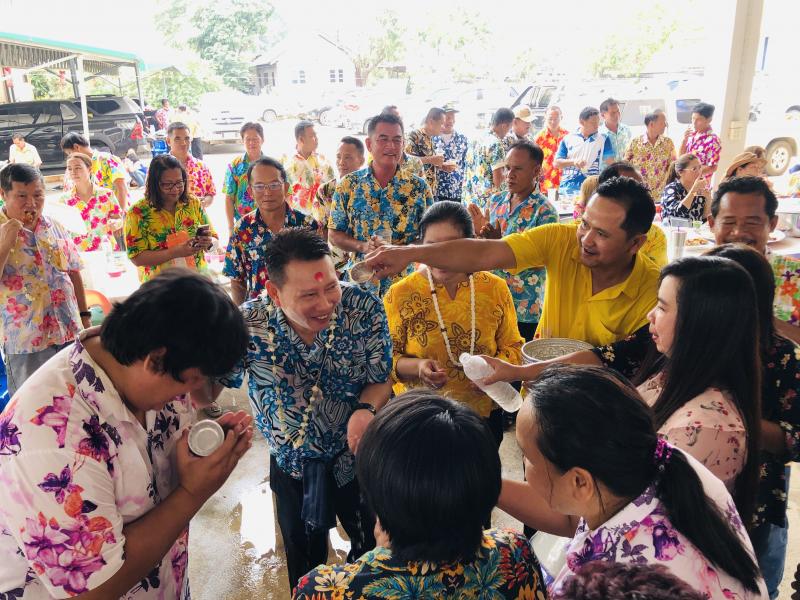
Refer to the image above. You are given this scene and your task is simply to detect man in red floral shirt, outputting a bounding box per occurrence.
[680,102,722,181]
[534,106,568,194]
[167,122,216,207]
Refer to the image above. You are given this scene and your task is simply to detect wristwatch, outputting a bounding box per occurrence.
[353,402,377,415]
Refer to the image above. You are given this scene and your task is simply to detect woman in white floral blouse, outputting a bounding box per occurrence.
[500,365,767,598]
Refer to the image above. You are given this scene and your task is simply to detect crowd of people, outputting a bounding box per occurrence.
[0,94,799,600]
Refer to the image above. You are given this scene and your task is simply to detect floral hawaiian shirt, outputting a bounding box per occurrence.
[599,122,632,162]
[593,326,800,529]
[59,185,122,252]
[625,134,676,200]
[462,131,506,209]
[406,128,438,196]
[222,153,264,222]
[124,194,216,282]
[503,131,536,152]
[534,127,568,194]
[315,179,352,274]
[0,211,82,355]
[180,154,216,200]
[556,130,614,195]
[488,191,558,325]
[685,128,722,176]
[285,152,335,214]
[550,450,767,599]
[383,271,523,417]
[293,528,548,600]
[220,286,392,485]
[0,330,193,599]
[660,180,708,222]
[223,205,320,301]
[433,131,469,200]
[330,166,433,296]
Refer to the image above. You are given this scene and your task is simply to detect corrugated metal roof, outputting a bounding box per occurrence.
[0,31,143,73]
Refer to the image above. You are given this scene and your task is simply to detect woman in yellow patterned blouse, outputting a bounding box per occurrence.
[383,202,524,444]
[125,154,216,282]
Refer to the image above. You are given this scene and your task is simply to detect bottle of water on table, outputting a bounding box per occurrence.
[460,353,523,412]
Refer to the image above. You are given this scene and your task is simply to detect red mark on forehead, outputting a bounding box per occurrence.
[314,271,324,282]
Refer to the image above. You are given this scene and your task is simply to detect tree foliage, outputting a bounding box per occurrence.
[589,3,680,77]
[412,11,492,82]
[336,11,405,87]
[157,0,274,93]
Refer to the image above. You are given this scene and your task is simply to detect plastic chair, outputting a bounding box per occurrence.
[151,139,169,158]
[85,289,113,326]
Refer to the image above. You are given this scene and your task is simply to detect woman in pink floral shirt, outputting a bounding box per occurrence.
[60,153,124,251]
[0,271,253,599]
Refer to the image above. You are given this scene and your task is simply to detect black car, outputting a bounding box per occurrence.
[0,95,145,172]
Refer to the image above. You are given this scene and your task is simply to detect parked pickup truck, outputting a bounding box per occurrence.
[0,95,145,172]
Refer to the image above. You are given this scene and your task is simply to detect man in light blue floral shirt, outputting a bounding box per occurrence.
[599,98,632,163]
[433,104,469,202]
[220,228,392,595]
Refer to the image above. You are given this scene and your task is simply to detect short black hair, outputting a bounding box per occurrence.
[599,161,640,183]
[599,98,619,113]
[490,107,514,126]
[368,112,404,136]
[246,156,287,184]
[11,133,24,141]
[692,102,715,119]
[161,98,169,106]
[0,163,43,192]
[100,269,247,381]
[579,106,600,121]
[240,121,264,139]
[711,175,778,219]
[508,140,544,166]
[167,121,190,136]
[419,201,474,240]
[294,120,314,140]
[340,135,365,155]
[644,109,664,126]
[265,228,331,287]
[594,176,655,237]
[60,131,89,150]
[356,392,501,563]
[425,107,445,123]
[145,154,188,209]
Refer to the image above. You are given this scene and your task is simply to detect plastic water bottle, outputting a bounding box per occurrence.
[460,353,523,412]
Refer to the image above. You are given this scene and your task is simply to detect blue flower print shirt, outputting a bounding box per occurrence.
[433,131,470,200]
[329,166,433,296]
[220,284,392,486]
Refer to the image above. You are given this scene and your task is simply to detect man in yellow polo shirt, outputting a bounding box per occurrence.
[365,177,660,347]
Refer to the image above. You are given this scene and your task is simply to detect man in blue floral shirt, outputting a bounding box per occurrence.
[433,104,469,202]
[478,142,558,340]
[220,228,392,595]
[329,112,433,296]
[224,157,319,305]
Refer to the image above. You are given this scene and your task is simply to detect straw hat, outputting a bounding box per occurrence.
[724,152,767,178]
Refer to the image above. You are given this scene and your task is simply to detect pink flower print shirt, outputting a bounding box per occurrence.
[59,185,122,252]
[0,329,195,599]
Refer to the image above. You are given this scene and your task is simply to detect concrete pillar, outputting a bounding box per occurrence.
[76,56,90,142]
[705,0,764,184]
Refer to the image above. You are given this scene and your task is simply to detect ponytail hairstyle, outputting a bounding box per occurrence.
[632,256,761,525]
[666,153,699,185]
[529,364,761,593]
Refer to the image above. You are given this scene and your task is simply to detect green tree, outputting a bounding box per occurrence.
[412,11,492,82]
[589,4,679,77]
[335,11,405,87]
[123,64,222,109]
[157,0,273,93]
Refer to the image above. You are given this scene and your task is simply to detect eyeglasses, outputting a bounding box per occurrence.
[159,180,185,190]
[251,182,284,193]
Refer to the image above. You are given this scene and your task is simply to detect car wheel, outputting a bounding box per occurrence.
[262,109,277,122]
[765,140,793,176]
[318,109,332,126]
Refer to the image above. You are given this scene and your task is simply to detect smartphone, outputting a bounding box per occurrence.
[196,224,211,237]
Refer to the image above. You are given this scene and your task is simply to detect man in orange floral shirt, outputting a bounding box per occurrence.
[534,106,568,194]
[167,122,216,207]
